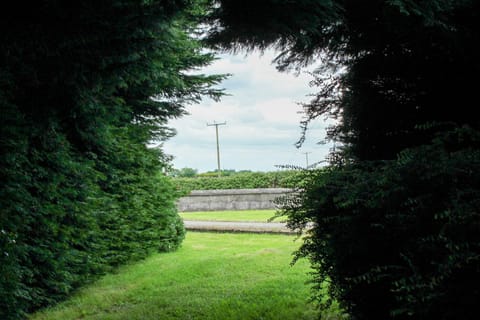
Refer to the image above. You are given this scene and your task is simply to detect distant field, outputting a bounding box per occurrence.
[30,232,342,320]
[179,209,286,222]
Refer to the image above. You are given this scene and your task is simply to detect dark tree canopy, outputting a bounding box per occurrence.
[207,0,480,160]
[206,1,480,318]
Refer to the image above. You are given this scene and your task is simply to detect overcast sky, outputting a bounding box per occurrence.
[161,49,333,173]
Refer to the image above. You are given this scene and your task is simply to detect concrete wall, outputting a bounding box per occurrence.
[177,188,292,212]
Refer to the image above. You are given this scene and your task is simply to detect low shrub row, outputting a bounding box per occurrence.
[172,170,308,194]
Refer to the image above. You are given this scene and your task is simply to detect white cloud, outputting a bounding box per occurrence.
[162,49,333,172]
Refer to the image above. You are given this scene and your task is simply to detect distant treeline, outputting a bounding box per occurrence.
[172,170,311,194]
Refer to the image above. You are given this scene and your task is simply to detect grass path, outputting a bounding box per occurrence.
[179,209,285,222]
[30,232,337,320]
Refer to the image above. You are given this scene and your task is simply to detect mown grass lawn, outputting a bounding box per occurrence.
[30,232,340,320]
[179,209,285,222]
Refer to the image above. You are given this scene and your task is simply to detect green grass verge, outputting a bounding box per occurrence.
[179,209,285,222]
[29,232,341,320]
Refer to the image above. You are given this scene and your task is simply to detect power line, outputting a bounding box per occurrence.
[207,121,226,177]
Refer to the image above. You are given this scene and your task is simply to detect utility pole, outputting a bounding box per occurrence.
[303,152,311,169]
[207,121,226,177]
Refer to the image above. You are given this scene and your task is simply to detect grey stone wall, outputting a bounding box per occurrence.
[177,188,292,212]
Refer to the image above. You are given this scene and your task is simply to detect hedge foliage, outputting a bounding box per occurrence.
[0,1,222,319]
[206,1,480,318]
[282,128,480,319]
[172,170,307,194]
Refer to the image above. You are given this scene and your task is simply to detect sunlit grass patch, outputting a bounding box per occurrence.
[179,209,285,222]
[30,232,341,320]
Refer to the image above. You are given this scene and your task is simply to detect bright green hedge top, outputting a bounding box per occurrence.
[172,170,310,195]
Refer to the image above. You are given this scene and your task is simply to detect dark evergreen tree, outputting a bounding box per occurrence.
[0,1,225,319]
[206,1,480,318]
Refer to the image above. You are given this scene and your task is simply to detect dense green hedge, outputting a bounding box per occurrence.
[282,128,480,319]
[0,1,221,319]
[172,170,307,194]
[0,122,186,319]
[205,1,480,318]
